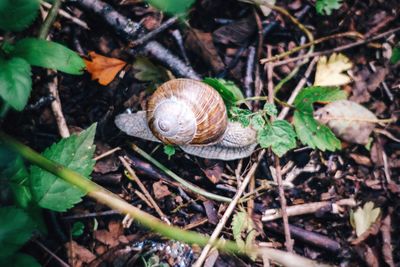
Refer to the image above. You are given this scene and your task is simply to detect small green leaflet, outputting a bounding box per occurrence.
[231,210,257,260]
[263,103,277,117]
[390,46,400,64]
[0,57,32,111]
[250,114,265,131]
[163,145,176,159]
[146,0,195,15]
[30,123,97,212]
[293,86,346,151]
[71,222,85,237]
[11,38,85,75]
[294,111,341,151]
[203,78,245,108]
[315,0,342,15]
[0,206,38,259]
[257,120,297,157]
[133,56,169,84]
[0,0,40,32]
[229,106,252,127]
[0,253,41,267]
[294,86,347,113]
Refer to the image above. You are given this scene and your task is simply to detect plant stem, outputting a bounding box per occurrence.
[130,144,232,203]
[0,131,239,253]
[38,0,63,39]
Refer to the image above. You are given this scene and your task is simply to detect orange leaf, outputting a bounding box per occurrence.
[84,51,126,85]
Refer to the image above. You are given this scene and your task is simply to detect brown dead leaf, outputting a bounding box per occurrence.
[66,240,96,266]
[84,51,126,86]
[314,100,377,144]
[349,153,372,166]
[202,163,223,184]
[186,29,225,72]
[152,181,171,199]
[108,220,123,237]
[212,15,256,46]
[381,214,395,267]
[94,230,119,247]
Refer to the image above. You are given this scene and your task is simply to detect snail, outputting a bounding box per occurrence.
[115,79,257,160]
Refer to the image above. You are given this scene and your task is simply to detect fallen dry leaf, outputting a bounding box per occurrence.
[314,100,377,144]
[350,202,381,237]
[202,163,223,184]
[84,51,126,85]
[94,230,119,247]
[212,15,256,46]
[152,181,171,199]
[314,53,353,86]
[65,240,96,266]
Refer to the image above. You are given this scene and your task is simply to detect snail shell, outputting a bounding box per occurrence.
[147,79,228,145]
[115,79,257,160]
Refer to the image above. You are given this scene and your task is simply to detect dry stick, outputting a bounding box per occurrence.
[130,17,179,47]
[193,150,266,267]
[277,57,319,120]
[260,31,362,64]
[32,239,70,267]
[93,147,121,161]
[119,156,171,225]
[262,199,356,221]
[75,0,201,79]
[39,1,71,138]
[272,26,400,67]
[267,46,294,253]
[41,1,90,29]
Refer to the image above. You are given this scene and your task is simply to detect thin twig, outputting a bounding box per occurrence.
[119,156,171,225]
[41,1,90,29]
[33,239,70,267]
[130,17,178,47]
[93,147,121,161]
[277,57,319,120]
[193,150,266,267]
[48,73,70,137]
[272,26,400,67]
[131,144,231,202]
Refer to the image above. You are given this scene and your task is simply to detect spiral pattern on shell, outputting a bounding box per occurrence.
[147,79,228,145]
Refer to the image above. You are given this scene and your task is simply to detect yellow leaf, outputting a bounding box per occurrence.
[314,53,353,86]
[84,51,126,86]
[350,202,381,237]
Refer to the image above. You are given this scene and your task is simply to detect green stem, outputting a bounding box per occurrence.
[131,144,232,203]
[38,0,63,39]
[0,131,239,253]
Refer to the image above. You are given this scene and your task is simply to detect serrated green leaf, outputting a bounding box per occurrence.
[231,211,248,248]
[294,110,341,151]
[203,78,245,108]
[230,107,252,127]
[390,46,400,64]
[257,120,296,157]
[0,206,37,259]
[163,145,175,159]
[146,0,195,15]
[133,56,169,83]
[30,124,97,212]
[294,86,347,113]
[263,103,277,117]
[11,38,85,75]
[251,114,265,131]
[0,0,40,32]
[315,0,342,15]
[0,57,31,111]
[0,253,41,267]
[350,202,381,237]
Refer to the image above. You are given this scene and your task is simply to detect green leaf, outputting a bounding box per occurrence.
[315,0,342,15]
[250,114,265,131]
[11,38,85,75]
[163,145,175,159]
[257,120,297,157]
[350,202,381,237]
[0,206,37,259]
[229,106,252,127]
[133,56,169,84]
[0,57,31,111]
[71,222,85,237]
[30,124,97,212]
[294,110,341,151]
[231,210,257,259]
[263,103,277,117]
[390,46,400,64]
[294,86,347,113]
[0,0,40,32]
[203,78,245,108]
[0,253,41,267]
[146,0,195,15]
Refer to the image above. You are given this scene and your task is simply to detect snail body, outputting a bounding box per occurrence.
[115,79,257,160]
